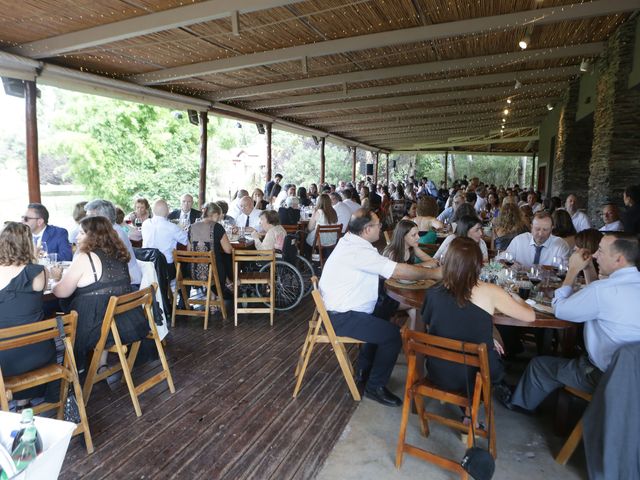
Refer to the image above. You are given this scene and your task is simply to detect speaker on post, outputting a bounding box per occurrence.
[366,164,374,176]
[256,123,266,134]
[187,109,199,126]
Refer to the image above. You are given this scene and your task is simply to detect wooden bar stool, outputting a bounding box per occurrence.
[171,249,228,330]
[293,277,364,401]
[232,249,275,326]
[0,312,94,453]
[83,284,175,417]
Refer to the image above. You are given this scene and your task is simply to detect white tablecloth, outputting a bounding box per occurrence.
[136,260,169,340]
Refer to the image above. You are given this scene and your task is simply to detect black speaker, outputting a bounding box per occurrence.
[392,160,397,169]
[366,164,374,175]
[187,109,199,126]
[256,123,265,134]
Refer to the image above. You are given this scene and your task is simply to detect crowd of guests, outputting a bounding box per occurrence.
[2,171,640,432]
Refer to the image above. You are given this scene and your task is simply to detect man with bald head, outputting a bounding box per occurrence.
[319,208,441,407]
[234,195,262,233]
[565,194,591,232]
[142,199,188,279]
[168,193,201,226]
[599,203,623,232]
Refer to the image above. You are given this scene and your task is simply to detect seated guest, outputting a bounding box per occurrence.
[575,228,604,282]
[519,204,534,226]
[506,211,571,268]
[126,197,152,243]
[414,197,444,243]
[383,220,438,330]
[306,193,339,253]
[485,192,500,219]
[229,189,249,219]
[434,215,489,262]
[22,202,72,261]
[423,237,534,397]
[85,199,142,287]
[278,196,301,226]
[252,211,287,251]
[0,222,57,403]
[234,196,262,232]
[621,184,640,234]
[450,202,477,234]
[142,199,188,280]
[341,188,360,214]
[308,183,319,202]
[264,173,282,201]
[216,200,235,226]
[252,188,268,210]
[360,186,370,209]
[297,187,312,207]
[68,201,87,245]
[115,207,128,235]
[275,184,296,209]
[189,202,232,298]
[168,193,201,226]
[319,209,442,407]
[526,192,544,213]
[437,193,465,223]
[492,203,528,251]
[330,192,351,234]
[599,203,623,232]
[402,202,417,221]
[52,216,149,371]
[552,209,577,249]
[506,233,640,411]
[565,194,591,232]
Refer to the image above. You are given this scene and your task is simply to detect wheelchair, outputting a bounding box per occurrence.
[250,233,315,311]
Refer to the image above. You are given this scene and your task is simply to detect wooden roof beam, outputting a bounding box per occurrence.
[243,66,578,109]
[386,136,540,149]
[274,81,566,116]
[355,124,540,142]
[131,0,636,85]
[11,0,306,59]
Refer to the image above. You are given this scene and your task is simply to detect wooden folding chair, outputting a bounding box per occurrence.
[0,312,94,453]
[293,276,364,401]
[396,330,495,479]
[171,250,227,330]
[555,386,592,465]
[83,284,175,417]
[233,249,276,326]
[312,224,342,267]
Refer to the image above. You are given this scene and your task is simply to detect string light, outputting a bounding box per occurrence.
[503,109,510,115]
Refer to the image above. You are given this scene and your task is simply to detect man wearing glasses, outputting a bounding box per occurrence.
[21,203,73,261]
[319,209,441,407]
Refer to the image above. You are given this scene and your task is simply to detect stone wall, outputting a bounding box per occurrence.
[588,18,640,224]
[551,79,593,204]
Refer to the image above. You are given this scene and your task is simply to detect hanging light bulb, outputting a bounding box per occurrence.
[547,103,554,111]
[503,109,510,115]
[506,98,512,104]
[502,118,506,123]
[518,34,530,50]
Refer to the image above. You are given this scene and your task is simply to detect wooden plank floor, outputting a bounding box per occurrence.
[60,297,359,479]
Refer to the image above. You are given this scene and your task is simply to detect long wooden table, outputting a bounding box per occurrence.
[385,280,575,330]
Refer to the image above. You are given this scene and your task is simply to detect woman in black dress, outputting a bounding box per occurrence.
[0,222,56,402]
[421,237,534,395]
[52,216,149,371]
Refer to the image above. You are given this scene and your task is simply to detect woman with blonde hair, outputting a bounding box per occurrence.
[492,203,529,250]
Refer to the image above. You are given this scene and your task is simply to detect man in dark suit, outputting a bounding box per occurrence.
[168,193,201,226]
[22,203,73,261]
[264,173,283,200]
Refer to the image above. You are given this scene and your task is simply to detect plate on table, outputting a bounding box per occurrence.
[397,279,417,285]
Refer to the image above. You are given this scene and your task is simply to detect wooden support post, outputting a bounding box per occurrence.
[385,153,389,185]
[25,81,41,203]
[530,152,537,190]
[373,152,379,184]
[320,137,326,184]
[444,151,449,189]
[266,123,272,183]
[198,111,208,207]
[351,147,357,182]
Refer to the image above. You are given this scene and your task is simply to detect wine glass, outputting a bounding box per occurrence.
[502,251,514,267]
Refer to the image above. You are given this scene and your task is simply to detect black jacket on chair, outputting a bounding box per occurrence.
[134,247,171,322]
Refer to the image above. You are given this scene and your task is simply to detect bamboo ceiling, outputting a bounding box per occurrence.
[0,0,637,152]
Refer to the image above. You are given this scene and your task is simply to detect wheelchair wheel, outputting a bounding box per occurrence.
[255,260,304,311]
[293,255,315,297]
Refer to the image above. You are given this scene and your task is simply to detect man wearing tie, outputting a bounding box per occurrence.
[505,211,571,268]
[233,196,262,233]
[168,193,201,226]
[22,203,73,261]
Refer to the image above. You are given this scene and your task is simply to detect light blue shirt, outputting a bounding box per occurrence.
[437,206,454,222]
[553,266,640,371]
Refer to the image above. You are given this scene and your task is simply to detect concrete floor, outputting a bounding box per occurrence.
[317,359,587,480]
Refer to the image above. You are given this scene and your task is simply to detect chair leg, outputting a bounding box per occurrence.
[203,286,211,330]
[171,281,178,328]
[333,342,361,401]
[82,334,109,405]
[0,370,9,411]
[62,337,94,454]
[555,418,584,465]
[111,326,142,417]
[56,377,70,420]
[293,337,316,399]
[396,355,416,468]
[149,324,176,394]
[234,264,239,327]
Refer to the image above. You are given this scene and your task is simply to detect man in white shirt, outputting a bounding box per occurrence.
[507,233,640,411]
[565,194,591,232]
[474,187,487,214]
[438,193,465,223]
[319,209,441,407]
[341,188,361,214]
[527,192,544,213]
[599,203,624,232]
[329,193,351,233]
[229,190,249,219]
[234,196,262,232]
[142,199,188,279]
[506,211,571,267]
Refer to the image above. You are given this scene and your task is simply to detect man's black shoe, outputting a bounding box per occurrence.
[354,368,369,394]
[493,382,515,410]
[364,386,402,407]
